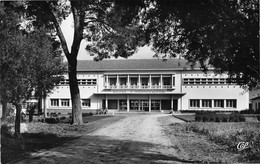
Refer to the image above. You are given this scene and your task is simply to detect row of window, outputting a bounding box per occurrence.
[190,99,237,108]
[50,99,91,107]
[59,79,97,85]
[183,78,235,85]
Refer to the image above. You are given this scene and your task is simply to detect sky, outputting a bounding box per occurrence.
[60,14,156,61]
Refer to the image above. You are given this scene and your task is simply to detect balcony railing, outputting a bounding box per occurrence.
[105,84,174,89]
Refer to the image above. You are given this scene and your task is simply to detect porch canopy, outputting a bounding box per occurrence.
[93,92,186,112]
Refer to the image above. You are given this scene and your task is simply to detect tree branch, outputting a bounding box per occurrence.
[70,1,85,59]
[44,2,70,58]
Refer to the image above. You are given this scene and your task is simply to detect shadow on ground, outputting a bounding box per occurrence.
[11,135,199,164]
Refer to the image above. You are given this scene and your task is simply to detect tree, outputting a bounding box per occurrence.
[143,0,259,89]
[24,0,145,124]
[0,2,65,137]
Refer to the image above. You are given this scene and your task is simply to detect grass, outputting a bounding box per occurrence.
[1,115,124,163]
[173,114,195,122]
[169,122,260,163]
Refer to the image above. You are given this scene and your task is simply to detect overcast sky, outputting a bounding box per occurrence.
[60,14,156,61]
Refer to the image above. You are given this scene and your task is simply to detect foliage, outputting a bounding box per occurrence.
[240,108,260,114]
[195,112,245,122]
[144,0,259,89]
[0,2,66,137]
[22,0,148,124]
[183,122,260,162]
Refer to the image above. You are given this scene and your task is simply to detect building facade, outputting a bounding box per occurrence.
[45,59,249,114]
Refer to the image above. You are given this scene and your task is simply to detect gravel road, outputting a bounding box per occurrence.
[15,114,193,164]
[89,114,185,159]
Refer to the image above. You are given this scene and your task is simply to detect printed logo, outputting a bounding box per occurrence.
[237,141,250,151]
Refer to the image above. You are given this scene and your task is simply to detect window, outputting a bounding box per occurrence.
[59,79,69,85]
[214,100,224,108]
[190,99,200,108]
[51,99,59,106]
[226,99,236,108]
[82,99,91,107]
[87,79,97,85]
[78,79,97,85]
[201,79,207,84]
[61,99,70,107]
[183,78,189,84]
[202,100,212,107]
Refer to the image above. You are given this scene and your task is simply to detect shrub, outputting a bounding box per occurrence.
[195,112,245,122]
[240,109,256,114]
[195,115,203,122]
[45,118,59,124]
[82,112,93,117]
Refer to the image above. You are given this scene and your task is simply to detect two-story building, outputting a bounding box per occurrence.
[45,59,249,114]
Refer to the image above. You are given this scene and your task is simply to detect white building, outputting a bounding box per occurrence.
[45,59,249,114]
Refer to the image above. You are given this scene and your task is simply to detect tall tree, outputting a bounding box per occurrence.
[144,0,259,89]
[25,0,145,124]
[0,2,65,137]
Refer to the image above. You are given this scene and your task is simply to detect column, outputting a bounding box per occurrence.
[117,99,120,111]
[138,75,141,89]
[138,100,140,111]
[149,95,151,112]
[127,95,130,112]
[105,75,108,88]
[105,95,108,109]
[149,75,152,89]
[116,75,119,89]
[171,74,174,88]
[127,75,130,88]
[159,100,162,112]
[160,75,163,89]
[178,98,181,111]
[171,95,174,111]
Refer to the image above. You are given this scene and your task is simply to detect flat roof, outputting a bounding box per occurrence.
[251,96,260,100]
[77,59,202,72]
[93,92,186,95]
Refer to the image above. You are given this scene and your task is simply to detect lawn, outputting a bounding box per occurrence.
[173,114,195,122]
[168,121,260,163]
[1,115,124,164]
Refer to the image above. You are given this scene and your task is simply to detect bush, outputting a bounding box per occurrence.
[240,109,260,114]
[82,112,93,117]
[195,115,203,122]
[45,118,59,124]
[195,112,245,122]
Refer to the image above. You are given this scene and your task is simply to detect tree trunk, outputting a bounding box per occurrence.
[46,2,84,125]
[43,98,47,118]
[14,101,22,138]
[68,57,83,125]
[1,97,8,122]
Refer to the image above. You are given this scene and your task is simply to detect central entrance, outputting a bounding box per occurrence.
[140,100,149,111]
[101,94,183,112]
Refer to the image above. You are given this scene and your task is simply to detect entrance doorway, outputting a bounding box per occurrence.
[140,100,149,111]
[119,100,127,110]
[161,100,171,110]
[130,100,139,111]
[151,100,160,110]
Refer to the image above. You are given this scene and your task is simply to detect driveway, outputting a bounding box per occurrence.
[14,114,193,164]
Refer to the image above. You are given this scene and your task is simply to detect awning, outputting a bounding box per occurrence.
[93,92,186,95]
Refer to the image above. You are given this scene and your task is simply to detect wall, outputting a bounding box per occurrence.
[181,70,249,111]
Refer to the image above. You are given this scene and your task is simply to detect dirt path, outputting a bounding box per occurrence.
[89,114,185,159]
[14,114,194,164]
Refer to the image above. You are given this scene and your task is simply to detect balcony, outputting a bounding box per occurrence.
[104,84,174,90]
[104,74,175,91]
